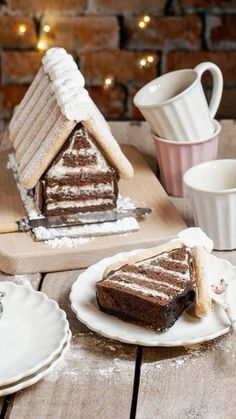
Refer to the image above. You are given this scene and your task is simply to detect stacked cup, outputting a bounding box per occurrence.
[134,62,223,197]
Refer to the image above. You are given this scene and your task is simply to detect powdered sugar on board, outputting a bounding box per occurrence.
[7,154,140,247]
[34,217,139,244]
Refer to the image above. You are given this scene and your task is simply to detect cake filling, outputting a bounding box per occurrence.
[39,124,118,216]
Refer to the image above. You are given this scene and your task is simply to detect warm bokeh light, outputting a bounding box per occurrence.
[147,55,154,63]
[43,24,51,33]
[138,20,146,29]
[37,40,47,51]
[139,58,147,68]
[143,15,151,23]
[17,23,27,35]
[103,76,114,89]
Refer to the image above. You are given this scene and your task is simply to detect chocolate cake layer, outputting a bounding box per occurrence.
[46,203,115,216]
[41,124,118,216]
[96,246,195,331]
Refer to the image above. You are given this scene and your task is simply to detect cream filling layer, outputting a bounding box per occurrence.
[110,280,170,300]
[140,263,190,281]
[111,272,184,291]
[47,198,114,210]
[47,183,114,194]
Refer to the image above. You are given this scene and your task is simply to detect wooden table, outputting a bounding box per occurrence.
[0,120,236,419]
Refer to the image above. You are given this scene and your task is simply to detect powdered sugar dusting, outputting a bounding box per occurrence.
[34,216,139,244]
[45,236,92,248]
[14,274,33,289]
[45,337,132,383]
[7,153,42,219]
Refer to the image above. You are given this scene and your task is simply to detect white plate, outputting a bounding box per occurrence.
[0,282,69,386]
[0,330,71,396]
[70,249,235,347]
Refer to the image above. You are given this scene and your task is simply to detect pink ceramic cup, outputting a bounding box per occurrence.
[152,119,221,197]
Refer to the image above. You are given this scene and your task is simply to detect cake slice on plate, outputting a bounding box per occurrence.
[96,241,211,331]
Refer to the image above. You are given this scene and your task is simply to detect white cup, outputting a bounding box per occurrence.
[133,62,223,142]
[183,160,236,250]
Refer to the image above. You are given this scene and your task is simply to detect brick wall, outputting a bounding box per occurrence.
[0,0,236,130]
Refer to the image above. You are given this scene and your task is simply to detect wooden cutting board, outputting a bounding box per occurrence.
[0,146,186,274]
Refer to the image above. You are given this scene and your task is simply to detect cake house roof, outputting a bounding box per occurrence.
[9,48,133,190]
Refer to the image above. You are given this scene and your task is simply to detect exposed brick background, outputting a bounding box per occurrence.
[0,0,236,131]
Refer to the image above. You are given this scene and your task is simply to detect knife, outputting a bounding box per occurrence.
[17,207,152,232]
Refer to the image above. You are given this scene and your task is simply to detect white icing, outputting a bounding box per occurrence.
[41,48,96,121]
[176,228,213,253]
[47,198,113,210]
[7,153,42,219]
[110,280,170,300]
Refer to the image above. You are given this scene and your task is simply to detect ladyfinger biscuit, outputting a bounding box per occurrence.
[20,115,76,189]
[191,245,211,318]
[83,117,134,179]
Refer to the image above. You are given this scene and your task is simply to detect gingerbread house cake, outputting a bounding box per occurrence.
[8,47,133,218]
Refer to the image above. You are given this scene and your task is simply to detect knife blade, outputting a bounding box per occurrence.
[17,207,152,231]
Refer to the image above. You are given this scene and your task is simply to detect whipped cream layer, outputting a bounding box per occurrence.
[42,48,103,122]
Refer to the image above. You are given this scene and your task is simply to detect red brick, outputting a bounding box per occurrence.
[206,87,236,119]
[88,86,126,119]
[126,15,201,50]
[88,0,166,14]
[206,15,236,50]
[0,16,36,48]
[9,0,86,13]
[178,0,236,10]
[81,50,159,84]
[42,16,119,53]
[166,51,236,84]
[128,86,144,120]
[0,85,28,117]
[2,51,42,84]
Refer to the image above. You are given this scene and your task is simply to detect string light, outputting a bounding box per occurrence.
[143,15,151,23]
[43,24,51,33]
[17,23,27,35]
[37,39,47,51]
[147,55,154,63]
[137,14,151,29]
[139,55,155,69]
[103,75,114,90]
[139,58,147,68]
[138,20,146,29]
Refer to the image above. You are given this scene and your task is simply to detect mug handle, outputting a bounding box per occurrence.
[194,62,223,119]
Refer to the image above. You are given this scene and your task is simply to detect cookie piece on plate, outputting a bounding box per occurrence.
[96,242,211,331]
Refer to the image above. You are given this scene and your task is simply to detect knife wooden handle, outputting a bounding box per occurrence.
[0,221,19,234]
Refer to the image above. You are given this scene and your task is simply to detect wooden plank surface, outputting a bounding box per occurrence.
[2,120,236,419]
[136,120,236,419]
[0,145,185,274]
[0,272,41,414]
[5,270,136,419]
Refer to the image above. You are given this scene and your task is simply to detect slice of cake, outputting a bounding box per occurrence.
[96,242,211,331]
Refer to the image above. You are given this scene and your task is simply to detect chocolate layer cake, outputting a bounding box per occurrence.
[35,124,118,216]
[96,244,195,331]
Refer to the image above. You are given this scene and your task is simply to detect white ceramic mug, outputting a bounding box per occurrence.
[134,62,223,142]
[184,160,236,250]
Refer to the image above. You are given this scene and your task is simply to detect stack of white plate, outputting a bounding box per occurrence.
[0,281,71,396]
